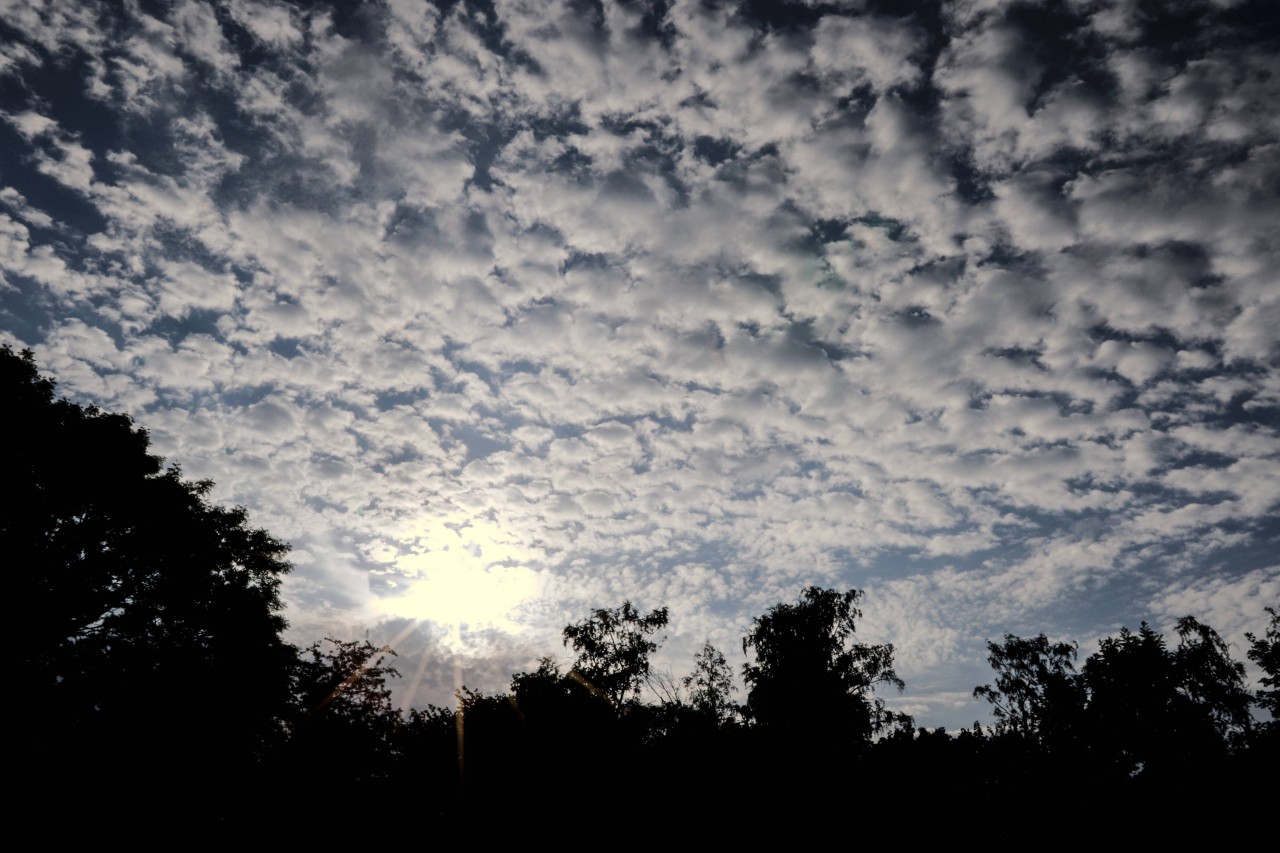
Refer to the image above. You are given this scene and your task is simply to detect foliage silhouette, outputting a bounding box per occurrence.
[277,637,404,793]
[562,600,670,708]
[1246,606,1279,724]
[1082,619,1250,781]
[1083,623,1185,778]
[1171,615,1253,745]
[5,345,295,819]
[1241,607,1279,788]
[293,637,401,724]
[742,586,904,743]
[683,640,739,725]
[973,632,1084,749]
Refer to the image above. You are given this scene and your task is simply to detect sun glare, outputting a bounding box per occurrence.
[372,515,544,646]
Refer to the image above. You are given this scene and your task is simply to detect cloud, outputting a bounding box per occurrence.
[2,0,1276,726]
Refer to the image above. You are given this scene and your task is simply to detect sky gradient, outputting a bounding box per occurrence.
[2,0,1276,728]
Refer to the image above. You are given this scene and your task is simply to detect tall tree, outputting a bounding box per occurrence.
[4,346,296,816]
[562,600,670,708]
[683,641,738,724]
[278,638,404,792]
[1083,623,1180,777]
[1171,615,1253,745]
[1246,607,1279,725]
[1083,618,1250,779]
[1245,607,1279,762]
[973,633,1084,749]
[292,637,401,728]
[742,586,903,743]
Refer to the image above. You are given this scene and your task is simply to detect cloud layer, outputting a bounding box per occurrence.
[3,0,1276,724]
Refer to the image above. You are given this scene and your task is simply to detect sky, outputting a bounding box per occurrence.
[2,0,1276,729]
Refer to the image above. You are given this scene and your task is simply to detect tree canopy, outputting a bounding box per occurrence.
[1077,619,1252,778]
[742,586,903,743]
[683,641,739,724]
[973,633,1084,748]
[562,600,669,708]
[1246,607,1279,723]
[277,637,404,793]
[5,345,296,810]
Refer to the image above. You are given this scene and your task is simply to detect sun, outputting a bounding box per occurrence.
[370,514,544,645]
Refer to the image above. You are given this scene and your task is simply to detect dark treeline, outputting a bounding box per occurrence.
[7,344,1276,838]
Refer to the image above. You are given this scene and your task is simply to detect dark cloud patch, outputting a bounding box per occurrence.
[526,106,593,141]
[735,0,830,33]
[375,387,430,411]
[268,336,305,359]
[452,423,511,462]
[1131,0,1276,60]
[456,122,514,191]
[0,272,62,346]
[600,168,657,203]
[0,33,121,154]
[619,0,679,49]
[560,250,613,273]
[0,128,106,235]
[1003,1,1108,101]
[384,203,441,243]
[139,308,227,344]
[544,144,595,183]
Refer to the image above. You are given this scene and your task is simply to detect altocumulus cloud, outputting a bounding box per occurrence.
[1,0,1276,726]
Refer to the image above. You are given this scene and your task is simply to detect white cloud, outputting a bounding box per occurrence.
[810,14,923,93]
[993,170,1077,253]
[226,0,304,49]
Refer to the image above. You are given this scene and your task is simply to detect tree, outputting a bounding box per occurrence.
[683,641,738,724]
[1082,618,1250,779]
[1246,607,1279,724]
[562,600,670,709]
[1083,623,1180,777]
[4,346,296,812]
[279,637,404,791]
[1244,607,1279,765]
[973,632,1084,747]
[1171,615,1252,745]
[292,637,401,727]
[742,586,903,743]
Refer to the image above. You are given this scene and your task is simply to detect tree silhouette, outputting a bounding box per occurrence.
[1246,607,1279,725]
[293,637,401,726]
[4,346,295,820]
[1082,619,1250,781]
[1083,623,1181,777]
[1171,615,1253,746]
[683,640,739,725]
[562,600,670,708]
[742,586,903,743]
[277,638,404,794]
[1243,607,1279,781]
[973,632,1084,749]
